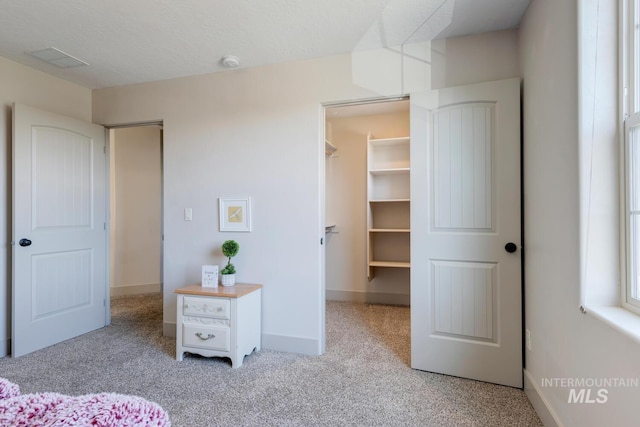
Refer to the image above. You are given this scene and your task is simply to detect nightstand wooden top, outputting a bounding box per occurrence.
[175,283,262,298]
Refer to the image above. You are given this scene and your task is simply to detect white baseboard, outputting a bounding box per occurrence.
[262,333,321,356]
[0,338,9,358]
[163,321,176,338]
[110,283,161,297]
[326,290,410,306]
[524,369,563,427]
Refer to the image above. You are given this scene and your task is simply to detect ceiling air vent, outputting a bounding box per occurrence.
[26,47,89,68]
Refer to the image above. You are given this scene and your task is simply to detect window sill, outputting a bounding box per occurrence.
[585,305,640,344]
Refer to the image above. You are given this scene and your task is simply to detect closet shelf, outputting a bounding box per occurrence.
[369,136,410,146]
[369,168,410,175]
[369,261,411,268]
[369,228,410,233]
[369,199,410,203]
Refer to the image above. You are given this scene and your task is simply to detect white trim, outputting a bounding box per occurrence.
[319,105,326,356]
[163,321,176,338]
[0,338,9,358]
[102,120,164,129]
[523,369,563,427]
[105,127,111,327]
[622,0,630,120]
[623,0,640,313]
[584,304,640,343]
[621,21,632,311]
[261,333,321,356]
[622,117,634,311]
[322,95,409,109]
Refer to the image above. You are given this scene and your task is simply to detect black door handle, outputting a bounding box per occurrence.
[505,242,517,253]
[19,239,32,247]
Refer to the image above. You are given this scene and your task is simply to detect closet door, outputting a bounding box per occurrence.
[410,78,522,388]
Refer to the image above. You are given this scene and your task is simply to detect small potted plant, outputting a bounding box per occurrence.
[220,240,239,286]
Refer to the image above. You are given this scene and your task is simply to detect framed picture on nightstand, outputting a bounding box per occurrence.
[219,197,251,232]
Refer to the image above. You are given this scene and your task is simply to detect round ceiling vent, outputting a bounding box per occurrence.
[221,55,240,68]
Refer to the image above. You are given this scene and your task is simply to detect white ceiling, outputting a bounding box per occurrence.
[0,0,531,90]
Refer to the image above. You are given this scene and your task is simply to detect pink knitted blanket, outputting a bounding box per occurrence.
[0,377,170,426]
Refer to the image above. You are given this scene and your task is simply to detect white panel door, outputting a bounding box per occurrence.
[12,104,107,357]
[410,79,522,388]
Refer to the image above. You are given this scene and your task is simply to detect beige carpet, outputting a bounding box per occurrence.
[0,293,542,426]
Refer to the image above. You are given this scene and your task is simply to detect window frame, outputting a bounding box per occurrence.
[622,0,640,314]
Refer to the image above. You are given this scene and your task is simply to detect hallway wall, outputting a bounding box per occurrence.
[110,126,162,296]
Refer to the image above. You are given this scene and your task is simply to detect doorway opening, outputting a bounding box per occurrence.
[323,98,410,362]
[108,124,164,306]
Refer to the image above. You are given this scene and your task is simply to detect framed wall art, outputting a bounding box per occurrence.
[219,197,251,232]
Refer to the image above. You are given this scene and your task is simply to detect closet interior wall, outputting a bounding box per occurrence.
[325,102,410,305]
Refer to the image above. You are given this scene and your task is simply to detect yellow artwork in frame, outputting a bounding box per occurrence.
[227,206,243,223]
[219,197,251,231]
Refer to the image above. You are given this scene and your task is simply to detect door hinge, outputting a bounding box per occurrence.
[104,222,106,230]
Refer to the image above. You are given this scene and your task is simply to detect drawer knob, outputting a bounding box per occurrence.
[195,332,216,341]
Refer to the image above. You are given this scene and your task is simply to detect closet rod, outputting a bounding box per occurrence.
[322,95,409,109]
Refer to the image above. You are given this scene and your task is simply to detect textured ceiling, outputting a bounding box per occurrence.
[0,0,530,89]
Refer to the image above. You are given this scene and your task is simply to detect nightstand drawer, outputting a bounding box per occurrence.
[182,324,230,351]
[183,296,230,319]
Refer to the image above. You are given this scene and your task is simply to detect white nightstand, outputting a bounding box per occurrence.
[175,283,262,368]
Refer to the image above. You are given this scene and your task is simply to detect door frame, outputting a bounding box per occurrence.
[104,121,164,324]
[320,95,410,356]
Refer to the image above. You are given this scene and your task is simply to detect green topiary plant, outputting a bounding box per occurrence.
[221,240,239,275]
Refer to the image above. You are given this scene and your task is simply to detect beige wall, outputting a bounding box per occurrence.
[0,56,92,356]
[92,30,519,355]
[431,29,520,89]
[325,109,410,303]
[110,126,162,296]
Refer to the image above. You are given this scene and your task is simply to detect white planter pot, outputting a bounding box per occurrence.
[220,274,236,286]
